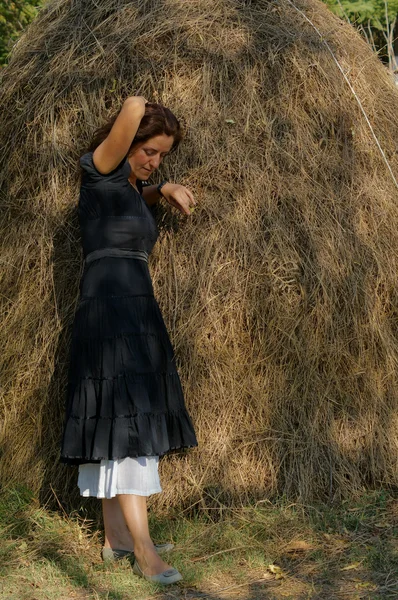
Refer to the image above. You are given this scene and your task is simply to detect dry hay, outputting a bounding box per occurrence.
[1,0,398,511]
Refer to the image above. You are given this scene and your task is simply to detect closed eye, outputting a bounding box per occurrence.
[144,148,169,158]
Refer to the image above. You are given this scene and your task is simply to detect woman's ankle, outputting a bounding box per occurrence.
[103,536,134,551]
[133,539,155,556]
[133,541,171,575]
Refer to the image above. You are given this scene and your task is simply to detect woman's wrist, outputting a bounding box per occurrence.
[157,180,169,198]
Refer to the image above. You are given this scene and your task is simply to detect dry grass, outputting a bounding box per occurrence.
[1,0,398,510]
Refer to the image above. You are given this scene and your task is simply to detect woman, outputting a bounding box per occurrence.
[60,96,198,585]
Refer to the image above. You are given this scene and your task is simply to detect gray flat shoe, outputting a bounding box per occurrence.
[154,542,175,554]
[102,543,174,562]
[102,547,133,562]
[133,559,182,584]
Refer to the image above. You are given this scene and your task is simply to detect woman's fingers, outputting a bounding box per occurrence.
[181,189,196,213]
[165,184,197,215]
[178,196,191,215]
[182,191,195,214]
[134,95,148,105]
[185,188,196,204]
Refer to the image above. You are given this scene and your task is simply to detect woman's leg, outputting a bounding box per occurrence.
[102,497,135,551]
[117,493,172,576]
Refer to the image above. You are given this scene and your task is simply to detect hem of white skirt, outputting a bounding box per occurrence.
[79,486,162,499]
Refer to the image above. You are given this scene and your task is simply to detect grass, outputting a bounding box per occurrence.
[1,488,398,599]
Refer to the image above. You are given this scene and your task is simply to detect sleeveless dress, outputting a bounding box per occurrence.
[60,151,198,469]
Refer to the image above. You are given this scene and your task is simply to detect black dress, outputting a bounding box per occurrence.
[60,151,198,465]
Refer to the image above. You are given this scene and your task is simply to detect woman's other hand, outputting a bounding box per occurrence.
[161,183,196,215]
[124,95,148,115]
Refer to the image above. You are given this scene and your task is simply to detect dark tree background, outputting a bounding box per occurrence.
[0,0,43,67]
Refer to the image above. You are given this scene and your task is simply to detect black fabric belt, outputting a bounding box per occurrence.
[84,248,149,265]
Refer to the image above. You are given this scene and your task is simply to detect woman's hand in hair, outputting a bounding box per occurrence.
[161,183,196,215]
[124,96,148,112]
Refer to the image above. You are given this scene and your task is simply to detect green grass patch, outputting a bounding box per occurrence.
[1,487,398,599]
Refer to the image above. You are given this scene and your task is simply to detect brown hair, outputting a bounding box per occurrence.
[87,102,183,156]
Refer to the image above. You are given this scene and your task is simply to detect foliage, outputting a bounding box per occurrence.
[323,0,398,67]
[0,0,43,67]
[324,0,398,29]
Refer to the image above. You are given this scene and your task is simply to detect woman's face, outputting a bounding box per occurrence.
[128,133,174,180]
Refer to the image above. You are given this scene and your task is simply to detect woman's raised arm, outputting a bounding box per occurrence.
[92,96,147,174]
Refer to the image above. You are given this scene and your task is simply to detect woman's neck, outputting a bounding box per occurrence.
[128,175,139,192]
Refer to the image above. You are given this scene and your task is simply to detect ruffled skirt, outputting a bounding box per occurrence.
[77,456,162,498]
[60,258,198,465]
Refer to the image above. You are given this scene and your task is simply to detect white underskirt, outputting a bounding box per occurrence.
[77,456,162,499]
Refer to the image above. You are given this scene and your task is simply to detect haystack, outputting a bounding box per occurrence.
[1,0,398,511]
